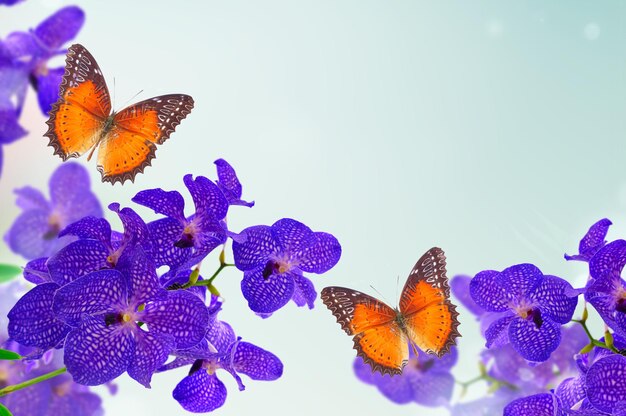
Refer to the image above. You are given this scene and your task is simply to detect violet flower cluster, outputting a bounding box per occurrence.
[352,218,626,416]
[0,4,84,175]
[2,159,341,413]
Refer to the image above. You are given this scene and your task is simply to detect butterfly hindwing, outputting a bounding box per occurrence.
[354,324,408,376]
[321,286,408,375]
[399,247,460,357]
[45,44,111,160]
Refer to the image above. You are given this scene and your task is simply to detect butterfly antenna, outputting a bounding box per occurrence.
[118,89,144,111]
[113,77,116,110]
[369,285,390,306]
[395,275,400,305]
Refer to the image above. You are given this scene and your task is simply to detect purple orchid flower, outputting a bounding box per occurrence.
[171,338,283,413]
[51,247,208,387]
[1,6,85,115]
[4,163,102,260]
[232,218,341,315]
[565,219,613,263]
[132,174,230,274]
[1,292,103,416]
[353,347,457,407]
[46,203,150,286]
[469,264,578,362]
[159,296,283,413]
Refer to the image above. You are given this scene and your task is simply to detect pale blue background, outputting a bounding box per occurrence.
[1,1,625,415]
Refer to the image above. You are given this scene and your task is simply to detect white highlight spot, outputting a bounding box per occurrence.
[584,23,600,40]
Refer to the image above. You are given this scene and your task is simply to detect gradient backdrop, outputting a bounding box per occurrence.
[1,1,625,415]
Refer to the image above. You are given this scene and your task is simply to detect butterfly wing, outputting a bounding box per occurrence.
[321,286,408,375]
[97,94,194,184]
[399,247,460,357]
[45,44,111,160]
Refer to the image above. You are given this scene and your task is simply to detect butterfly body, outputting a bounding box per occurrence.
[45,44,194,184]
[322,247,460,376]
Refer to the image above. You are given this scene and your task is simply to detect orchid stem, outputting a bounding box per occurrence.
[572,318,621,354]
[0,367,67,397]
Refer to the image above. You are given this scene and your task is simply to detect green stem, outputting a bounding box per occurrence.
[572,319,621,354]
[0,367,67,397]
[192,263,234,287]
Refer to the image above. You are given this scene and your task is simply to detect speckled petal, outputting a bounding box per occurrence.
[23,257,51,284]
[173,371,227,413]
[241,268,295,314]
[585,276,621,331]
[469,270,509,312]
[142,291,208,349]
[232,225,279,271]
[183,174,228,221]
[35,66,64,115]
[131,188,186,223]
[109,203,151,252]
[206,321,236,353]
[13,186,48,211]
[214,158,254,207]
[34,6,84,50]
[53,269,127,326]
[271,218,315,253]
[496,264,543,300]
[530,275,578,324]
[47,239,109,286]
[146,218,188,269]
[297,232,341,274]
[555,376,585,410]
[589,240,626,281]
[5,209,53,260]
[158,356,196,372]
[484,313,514,348]
[128,330,175,388]
[116,247,160,306]
[8,282,68,350]
[586,354,626,414]
[411,372,455,407]
[59,216,111,245]
[64,315,134,386]
[233,341,283,380]
[451,275,484,316]
[503,393,556,416]
[291,274,317,309]
[508,316,561,362]
[565,219,612,262]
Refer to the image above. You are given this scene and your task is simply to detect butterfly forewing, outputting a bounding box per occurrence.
[114,94,194,145]
[321,286,395,335]
[399,247,460,357]
[45,43,112,160]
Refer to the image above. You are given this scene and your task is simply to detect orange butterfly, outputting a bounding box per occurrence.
[321,247,460,375]
[45,44,194,184]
